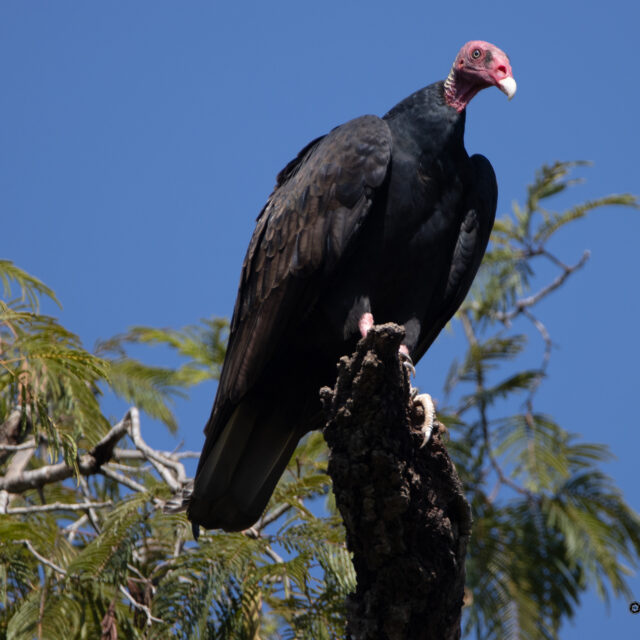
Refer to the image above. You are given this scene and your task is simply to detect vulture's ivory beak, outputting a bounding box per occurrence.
[498,76,517,100]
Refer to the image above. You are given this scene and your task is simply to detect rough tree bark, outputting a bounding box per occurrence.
[321,324,472,640]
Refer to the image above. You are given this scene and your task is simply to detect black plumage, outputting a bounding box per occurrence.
[188,41,515,533]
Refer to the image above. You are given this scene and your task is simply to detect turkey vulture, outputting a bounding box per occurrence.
[189,40,516,534]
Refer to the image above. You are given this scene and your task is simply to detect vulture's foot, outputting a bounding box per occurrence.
[412,393,436,447]
[399,347,416,379]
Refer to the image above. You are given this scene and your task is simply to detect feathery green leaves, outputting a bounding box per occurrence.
[452,162,640,639]
[1,162,639,638]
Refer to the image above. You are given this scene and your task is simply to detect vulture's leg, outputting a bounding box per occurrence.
[357,314,434,444]
[359,313,417,379]
[358,312,375,338]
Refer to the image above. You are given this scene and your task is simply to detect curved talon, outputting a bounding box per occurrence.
[399,350,416,378]
[409,385,419,400]
[413,393,436,447]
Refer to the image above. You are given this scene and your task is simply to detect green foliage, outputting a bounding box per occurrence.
[0,162,638,639]
[0,260,60,313]
[97,319,228,432]
[449,162,640,639]
[0,261,110,460]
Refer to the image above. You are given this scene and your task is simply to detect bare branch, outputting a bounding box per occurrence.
[63,513,90,543]
[523,309,553,406]
[127,563,151,585]
[459,308,477,346]
[0,412,131,494]
[481,405,534,500]
[100,465,150,495]
[0,439,36,452]
[265,545,291,595]
[89,412,134,463]
[0,441,37,513]
[0,409,32,464]
[105,461,146,474]
[254,503,293,531]
[169,451,199,460]
[15,539,67,576]
[162,481,193,514]
[7,500,112,514]
[494,250,590,323]
[118,585,164,626]
[114,448,199,461]
[78,476,103,533]
[127,407,184,491]
[460,312,534,501]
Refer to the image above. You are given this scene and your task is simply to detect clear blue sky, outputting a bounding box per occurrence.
[2,2,639,637]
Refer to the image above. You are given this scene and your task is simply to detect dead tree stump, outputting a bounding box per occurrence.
[321,324,471,640]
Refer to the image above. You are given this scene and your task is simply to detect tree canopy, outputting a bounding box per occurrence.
[0,162,638,639]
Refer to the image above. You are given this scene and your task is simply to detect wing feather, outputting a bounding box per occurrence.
[210,115,392,424]
[413,153,497,361]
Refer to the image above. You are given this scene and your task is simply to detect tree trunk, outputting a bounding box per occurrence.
[321,324,471,640]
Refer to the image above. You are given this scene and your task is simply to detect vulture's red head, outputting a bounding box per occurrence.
[444,40,516,112]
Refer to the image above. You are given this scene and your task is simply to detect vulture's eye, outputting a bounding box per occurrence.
[472,49,481,59]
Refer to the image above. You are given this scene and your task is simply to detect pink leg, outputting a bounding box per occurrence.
[359,315,411,361]
[358,312,374,339]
